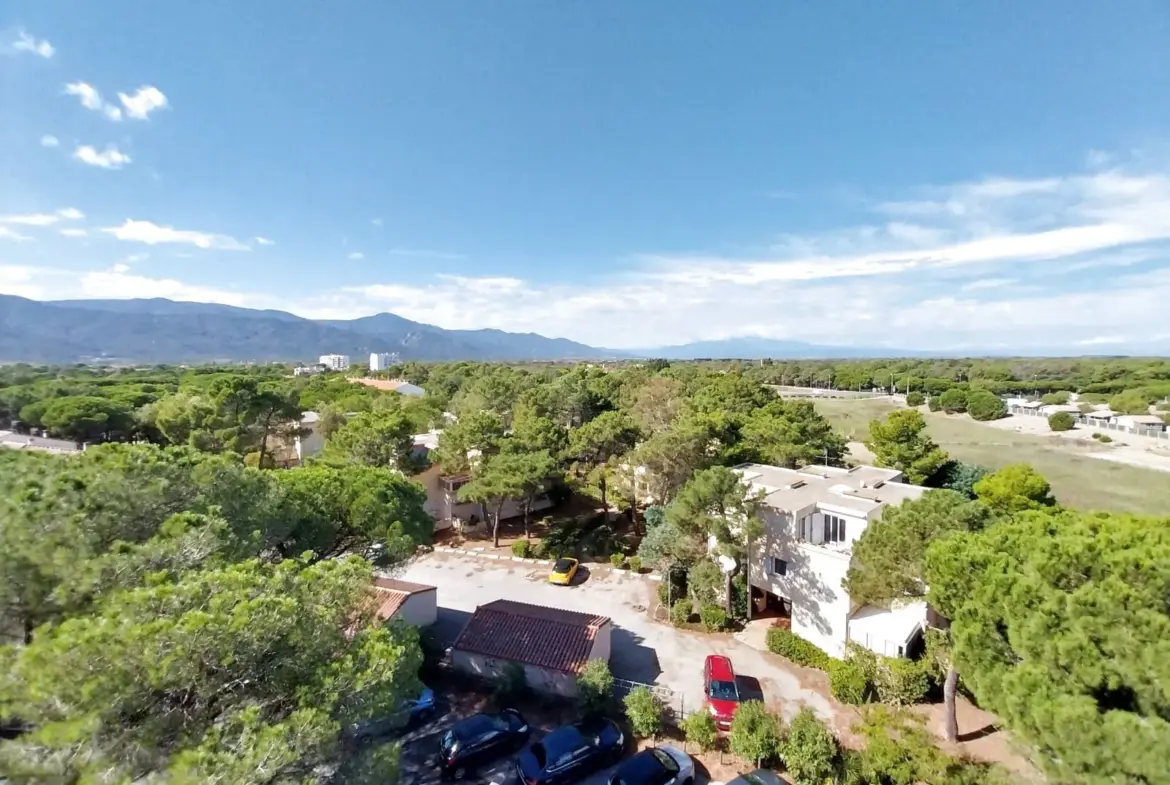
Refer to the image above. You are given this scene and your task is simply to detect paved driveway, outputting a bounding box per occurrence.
[399,552,840,729]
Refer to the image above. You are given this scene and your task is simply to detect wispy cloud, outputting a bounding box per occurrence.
[8,29,54,58]
[348,251,365,260]
[101,219,251,250]
[59,228,88,238]
[0,208,84,227]
[254,236,275,246]
[40,135,59,148]
[64,82,123,120]
[0,227,34,242]
[74,144,132,169]
[117,86,168,120]
[372,218,384,227]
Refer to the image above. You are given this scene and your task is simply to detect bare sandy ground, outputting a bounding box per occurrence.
[982,413,1170,474]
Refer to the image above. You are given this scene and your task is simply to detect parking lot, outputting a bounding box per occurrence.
[394,696,647,785]
[398,551,841,730]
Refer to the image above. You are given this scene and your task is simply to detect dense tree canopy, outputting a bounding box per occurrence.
[925,509,1170,784]
[0,557,422,783]
[864,410,948,485]
[971,463,1056,513]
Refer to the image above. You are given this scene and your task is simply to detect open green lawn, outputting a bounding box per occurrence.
[812,398,1170,516]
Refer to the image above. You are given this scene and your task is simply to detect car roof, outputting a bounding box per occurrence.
[728,770,784,785]
[614,749,668,782]
[706,654,736,680]
[542,725,587,758]
[452,713,503,739]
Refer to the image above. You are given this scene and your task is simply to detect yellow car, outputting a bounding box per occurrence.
[548,557,579,586]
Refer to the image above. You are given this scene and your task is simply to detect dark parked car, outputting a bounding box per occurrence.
[437,708,530,780]
[515,717,625,784]
[727,770,783,785]
[345,686,437,743]
[607,746,694,785]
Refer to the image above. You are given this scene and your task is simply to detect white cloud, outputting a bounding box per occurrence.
[1077,335,1126,346]
[960,277,1016,291]
[117,86,168,120]
[74,144,132,169]
[111,263,131,274]
[372,218,384,227]
[64,82,107,111]
[0,227,34,242]
[59,228,88,238]
[101,219,251,250]
[348,251,365,260]
[57,207,84,220]
[1,213,60,226]
[10,29,54,58]
[40,135,59,148]
[254,236,275,246]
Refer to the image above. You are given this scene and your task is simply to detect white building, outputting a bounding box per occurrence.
[293,364,325,377]
[369,352,400,372]
[295,411,326,463]
[318,354,351,372]
[735,463,929,659]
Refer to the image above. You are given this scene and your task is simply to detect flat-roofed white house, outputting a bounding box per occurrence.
[734,463,929,659]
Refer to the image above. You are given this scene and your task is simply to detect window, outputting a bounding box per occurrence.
[823,514,846,544]
[771,557,787,576]
[798,515,815,542]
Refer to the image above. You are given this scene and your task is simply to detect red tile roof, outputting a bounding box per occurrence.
[453,600,610,674]
[370,578,436,622]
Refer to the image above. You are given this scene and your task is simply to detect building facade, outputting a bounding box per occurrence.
[369,352,400,372]
[735,463,929,659]
[318,354,351,371]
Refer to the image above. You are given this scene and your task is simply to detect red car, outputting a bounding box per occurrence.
[703,654,741,731]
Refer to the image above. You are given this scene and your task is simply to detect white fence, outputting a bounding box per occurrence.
[1008,405,1169,440]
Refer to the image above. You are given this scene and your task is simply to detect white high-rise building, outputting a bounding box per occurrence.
[318,354,351,371]
[369,352,400,372]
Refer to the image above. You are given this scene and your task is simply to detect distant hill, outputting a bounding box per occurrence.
[634,336,925,360]
[0,295,617,364]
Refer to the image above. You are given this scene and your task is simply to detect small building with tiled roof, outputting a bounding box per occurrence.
[371,577,437,627]
[451,600,612,697]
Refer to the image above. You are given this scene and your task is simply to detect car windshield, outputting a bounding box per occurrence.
[554,558,574,573]
[709,679,739,701]
[652,748,679,772]
[440,730,456,752]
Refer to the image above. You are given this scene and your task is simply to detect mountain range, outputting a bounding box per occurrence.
[0,295,1150,363]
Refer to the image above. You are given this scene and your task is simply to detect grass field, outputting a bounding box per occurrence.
[813,398,1170,516]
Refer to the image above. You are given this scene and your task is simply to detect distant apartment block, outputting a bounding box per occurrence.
[369,352,400,372]
[293,364,325,376]
[318,354,351,371]
[734,462,929,659]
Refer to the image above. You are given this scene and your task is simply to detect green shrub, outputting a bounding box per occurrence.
[576,659,614,716]
[609,552,627,569]
[1040,391,1071,405]
[1093,432,1113,443]
[784,707,839,785]
[730,573,750,622]
[683,709,718,751]
[966,391,1007,421]
[927,396,942,412]
[829,659,871,705]
[687,559,724,607]
[511,540,531,558]
[1048,411,1075,432]
[938,388,968,413]
[766,627,831,670]
[699,604,730,632]
[623,686,664,738]
[729,700,783,767]
[493,661,527,704]
[670,598,693,627]
[905,391,925,407]
[530,540,549,559]
[874,658,931,706]
[627,555,643,573]
[656,566,687,607]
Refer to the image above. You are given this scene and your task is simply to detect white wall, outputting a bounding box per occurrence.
[397,591,438,627]
[750,507,861,659]
[412,464,553,532]
[295,423,325,462]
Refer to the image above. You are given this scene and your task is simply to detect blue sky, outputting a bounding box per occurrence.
[3,2,1170,351]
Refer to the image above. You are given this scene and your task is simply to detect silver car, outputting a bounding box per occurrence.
[606,745,695,785]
